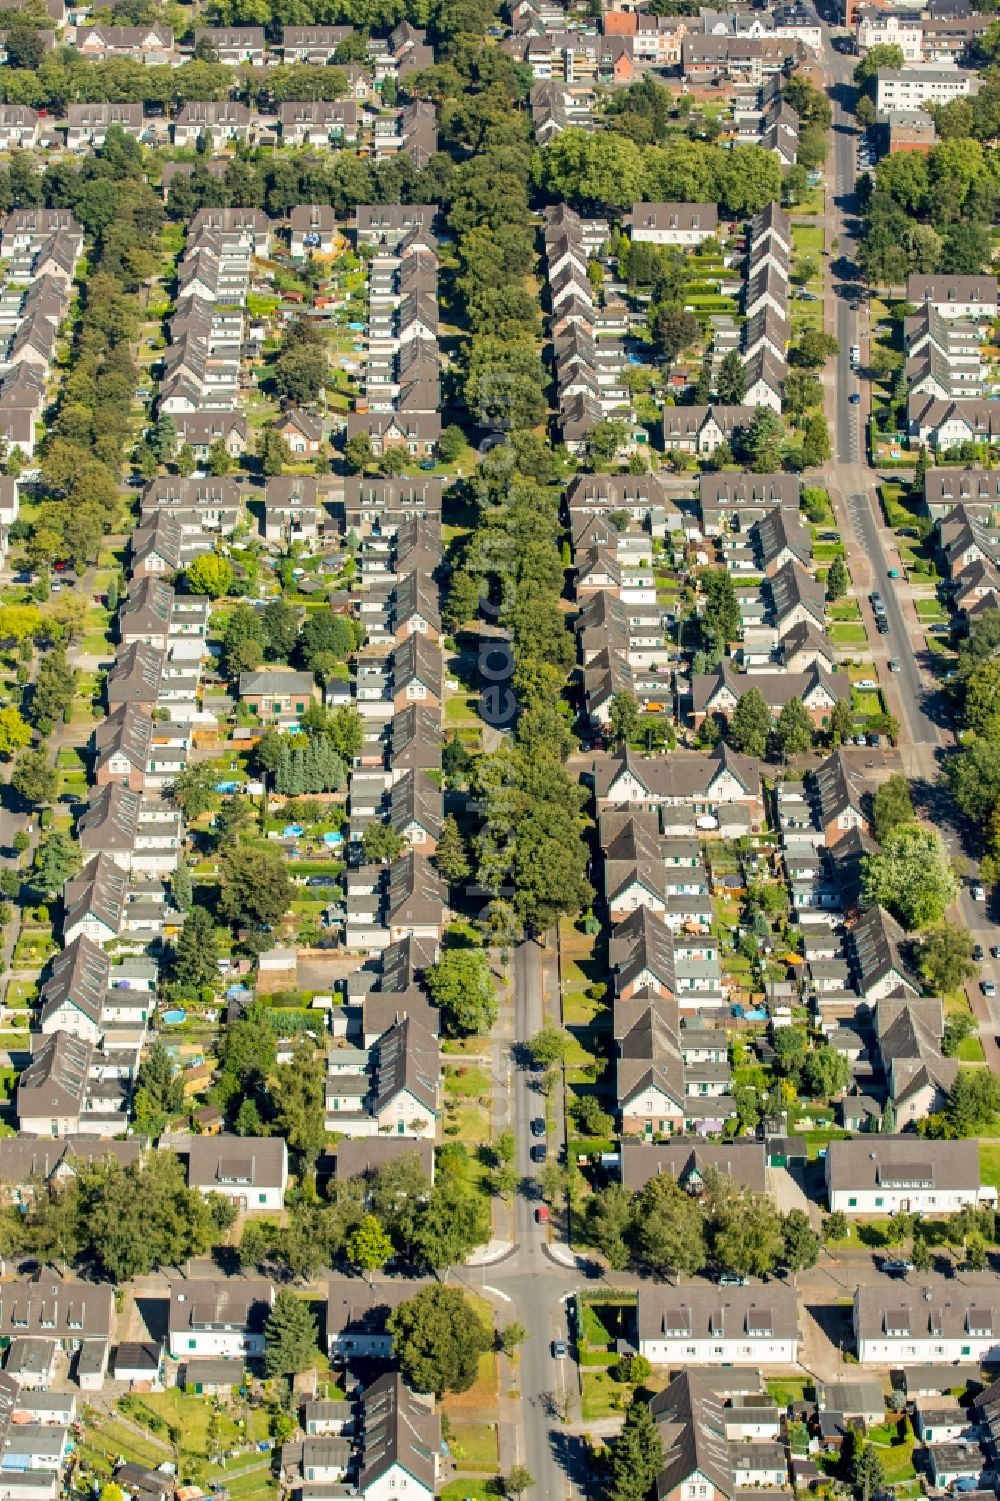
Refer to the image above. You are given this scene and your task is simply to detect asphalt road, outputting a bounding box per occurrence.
[510,937,569,1499]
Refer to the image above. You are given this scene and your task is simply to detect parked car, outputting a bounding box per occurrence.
[973,885,987,902]
[983,981,996,998]
[848,393,861,404]
[535,1205,549,1224]
[530,1143,547,1163]
[718,1271,747,1286]
[889,659,901,672]
[551,1340,568,1359]
[530,1118,545,1137]
[990,946,1000,959]
[881,1259,913,1276]
[974,945,984,961]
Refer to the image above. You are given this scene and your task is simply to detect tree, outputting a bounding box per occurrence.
[823,1210,849,1244]
[784,369,822,417]
[498,1320,527,1358]
[918,923,975,996]
[782,1208,821,1277]
[941,1068,1000,1137]
[699,568,741,653]
[11,747,56,808]
[262,599,300,662]
[344,433,375,473]
[257,428,291,477]
[273,344,329,405]
[435,815,471,888]
[269,1043,325,1164]
[169,762,220,822]
[826,558,848,601]
[912,1232,932,1271]
[526,1026,569,1067]
[946,736,1000,825]
[505,1468,534,1498]
[425,948,498,1037]
[852,1440,886,1501]
[581,1183,634,1269]
[861,823,958,928]
[132,1042,185,1136]
[185,553,233,599]
[0,707,31,760]
[219,845,293,944]
[854,43,904,90]
[264,1290,319,1380]
[713,1190,785,1279]
[775,697,813,758]
[605,1400,665,1501]
[176,443,197,478]
[740,409,785,472]
[655,305,699,363]
[609,690,641,745]
[172,860,192,913]
[29,645,74,733]
[346,1214,394,1277]
[298,611,359,671]
[801,413,832,468]
[637,1171,707,1279]
[794,329,840,369]
[171,906,220,996]
[361,822,404,865]
[942,1010,977,1058]
[388,1286,492,1397]
[801,1044,852,1101]
[831,700,854,745]
[717,348,747,404]
[730,688,771,758]
[29,830,79,898]
[872,775,915,843]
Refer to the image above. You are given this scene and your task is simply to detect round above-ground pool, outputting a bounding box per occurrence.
[162,1008,187,1025]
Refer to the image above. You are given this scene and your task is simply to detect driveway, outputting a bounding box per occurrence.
[768,1164,823,1230]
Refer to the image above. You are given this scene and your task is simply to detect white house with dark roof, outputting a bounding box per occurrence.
[826,1138,993,1216]
[638,1284,799,1365]
[174,1135,288,1212]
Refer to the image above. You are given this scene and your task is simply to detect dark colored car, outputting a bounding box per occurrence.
[974,945,984,961]
[881,1259,913,1276]
[530,1118,546,1137]
[530,1143,547,1164]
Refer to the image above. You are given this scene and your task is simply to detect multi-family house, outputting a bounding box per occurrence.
[638,1285,799,1365]
[826,1138,994,1216]
[167,1281,274,1359]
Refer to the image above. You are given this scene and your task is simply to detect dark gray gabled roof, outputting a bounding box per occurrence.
[370,1015,439,1115]
[649,1370,734,1501]
[849,905,918,997]
[357,1372,439,1494]
[62,854,128,942]
[610,905,677,996]
[620,1139,766,1195]
[38,934,110,1028]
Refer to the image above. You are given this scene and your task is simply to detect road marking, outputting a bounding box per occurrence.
[484,1284,512,1302]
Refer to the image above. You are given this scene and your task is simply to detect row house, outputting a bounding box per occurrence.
[194,25,265,65]
[93,702,190,798]
[649,1370,788,1501]
[827,1137,994,1217]
[594,744,765,833]
[263,474,320,544]
[324,1014,440,1137]
[62,850,180,949]
[908,392,1000,452]
[682,32,802,82]
[74,22,175,62]
[343,474,443,536]
[118,577,209,661]
[662,402,758,457]
[547,203,633,455]
[628,200,718,248]
[692,662,849,731]
[66,102,143,150]
[173,101,253,149]
[614,989,733,1134]
[16,1030,134,1138]
[38,934,152,1047]
[854,1285,1000,1364]
[908,273,998,321]
[281,24,354,61]
[905,300,986,400]
[922,465,1000,521]
[855,7,923,59]
[0,106,39,150]
[343,850,444,951]
[280,100,359,148]
[77,781,183,877]
[638,1284,800,1365]
[367,19,434,78]
[875,996,958,1126]
[610,903,724,1013]
[530,78,596,140]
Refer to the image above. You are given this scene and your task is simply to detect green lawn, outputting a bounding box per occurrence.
[791,224,824,257]
[830,623,870,645]
[915,598,948,623]
[447,1422,499,1473]
[440,1481,501,1501]
[829,600,862,622]
[581,1369,630,1421]
[956,1035,986,1062]
[980,1141,1000,1191]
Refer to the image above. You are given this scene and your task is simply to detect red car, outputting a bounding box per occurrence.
[535,1205,549,1224]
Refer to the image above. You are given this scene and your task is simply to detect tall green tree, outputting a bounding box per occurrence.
[425,948,498,1037]
[388,1286,492,1397]
[264,1290,319,1380]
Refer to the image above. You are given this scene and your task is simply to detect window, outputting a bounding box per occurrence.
[962,1346,971,1356]
[875,1197,883,1208]
[258,1193,266,1205]
[188,1339,196,1350]
[848,1197,857,1208]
